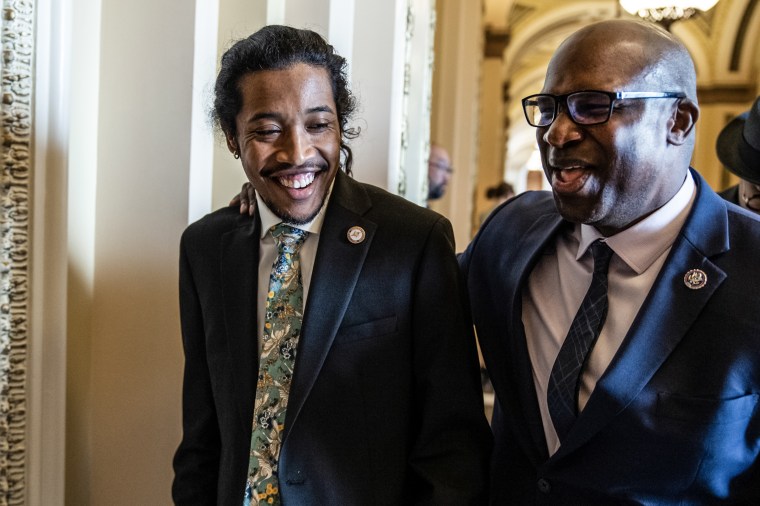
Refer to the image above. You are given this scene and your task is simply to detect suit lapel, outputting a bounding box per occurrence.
[494,211,565,464]
[283,172,375,441]
[553,171,730,459]
[221,215,261,432]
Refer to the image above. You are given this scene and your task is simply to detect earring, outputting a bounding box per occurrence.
[234,152,240,159]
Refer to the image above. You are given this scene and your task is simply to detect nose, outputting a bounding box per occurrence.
[542,105,582,149]
[276,127,312,166]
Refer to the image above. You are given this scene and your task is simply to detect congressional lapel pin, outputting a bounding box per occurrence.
[347,226,366,244]
[683,269,707,290]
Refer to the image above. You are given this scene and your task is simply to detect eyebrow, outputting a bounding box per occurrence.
[306,105,335,114]
[245,105,336,124]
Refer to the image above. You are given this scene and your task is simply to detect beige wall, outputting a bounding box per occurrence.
[65,0,194,503]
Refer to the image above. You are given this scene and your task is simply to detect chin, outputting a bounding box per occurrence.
[271,196,328,226]
[554,194,587,219]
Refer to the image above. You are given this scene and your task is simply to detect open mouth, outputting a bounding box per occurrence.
[555,166,585,183]
[551,164,591,194]
[277,171,316,189]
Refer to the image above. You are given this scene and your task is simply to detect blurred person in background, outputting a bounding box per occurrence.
[717,96,760,214]
[427,143,454,202]
[479,181,515,224]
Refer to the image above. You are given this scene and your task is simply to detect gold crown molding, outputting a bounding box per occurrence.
[509,3,536,27]
[484,26,509,58]
[697,83,758,103]
[731,0,759,71]
[0,0,33,503]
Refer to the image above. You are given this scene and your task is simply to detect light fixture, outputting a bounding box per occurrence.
[619,0,720,29]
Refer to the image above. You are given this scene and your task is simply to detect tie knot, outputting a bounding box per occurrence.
[271,224,308,255]
[590,240,614,274]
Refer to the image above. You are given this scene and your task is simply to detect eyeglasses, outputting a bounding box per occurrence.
[521,90,686,128]
[429,161,454,174]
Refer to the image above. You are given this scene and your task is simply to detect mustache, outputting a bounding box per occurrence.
[260,160,328,177]
[546,157,589,169]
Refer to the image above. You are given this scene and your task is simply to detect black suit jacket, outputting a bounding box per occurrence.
[460,170,760,504]
[173,171,492,505]
[719,184,740,206]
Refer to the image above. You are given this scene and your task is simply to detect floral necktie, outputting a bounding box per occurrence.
[245,224,308,505]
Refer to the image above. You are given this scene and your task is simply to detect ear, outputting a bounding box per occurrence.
[224,130,239,156]
[667,98,699,146]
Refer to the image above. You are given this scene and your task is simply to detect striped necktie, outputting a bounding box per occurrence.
[547,240,614,442]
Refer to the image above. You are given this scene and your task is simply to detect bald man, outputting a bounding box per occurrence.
[427,143,453,201]
[460,20,760,503]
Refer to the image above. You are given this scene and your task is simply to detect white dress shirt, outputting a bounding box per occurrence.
[255,185,332,352]
[522,172,696,455]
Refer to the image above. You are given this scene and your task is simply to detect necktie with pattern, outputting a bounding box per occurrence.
[245,224,308,506]
[547,240,614,443]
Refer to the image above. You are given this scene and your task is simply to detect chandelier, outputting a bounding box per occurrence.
[619,0,720,28]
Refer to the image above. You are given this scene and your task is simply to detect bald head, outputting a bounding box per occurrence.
[428,143,453,200]
[535,19,701,235]
[550,20,697,101]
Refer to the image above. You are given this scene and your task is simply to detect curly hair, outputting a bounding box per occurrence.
[212,25,359,174]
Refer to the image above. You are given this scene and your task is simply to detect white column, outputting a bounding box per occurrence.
[285,0,330,34]
[400,0,436,205]
[207,0,275,215]
[349,0,408,190]
[29,0,74,502]
[188,0,219,223]
[328,0,355,76]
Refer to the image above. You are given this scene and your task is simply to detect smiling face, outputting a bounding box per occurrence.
[537,21,695,236]
[226,63,341,224]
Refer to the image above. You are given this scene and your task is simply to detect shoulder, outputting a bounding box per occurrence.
[717,184,738,202]
[478,190,556,237]
[690,173,760,250]
[688,183,760,287]
[181,206,254,251]
[459,191,557,272]
[340,176,452,234]
[725,200,760,252]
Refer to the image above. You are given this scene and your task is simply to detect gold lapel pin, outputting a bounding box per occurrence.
[347,226,366,244]
[683,269,707,290]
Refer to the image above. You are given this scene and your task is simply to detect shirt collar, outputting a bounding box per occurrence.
[575,171,696,274]
[256,179,335,239]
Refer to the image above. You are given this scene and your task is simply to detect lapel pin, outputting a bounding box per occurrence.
[347,226,366,244]
[683,269,707,290]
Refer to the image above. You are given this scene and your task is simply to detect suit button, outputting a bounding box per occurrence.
[537,478,551,494]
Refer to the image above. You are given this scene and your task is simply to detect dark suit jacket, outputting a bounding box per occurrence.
[719,184,740,206]
[173,170,491,505]
[460,170,760,504]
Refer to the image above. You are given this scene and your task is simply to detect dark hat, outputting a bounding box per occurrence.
[716,96,760,185]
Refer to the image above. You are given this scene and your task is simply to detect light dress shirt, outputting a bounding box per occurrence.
[522,171,696,455]
[255,183,332,352]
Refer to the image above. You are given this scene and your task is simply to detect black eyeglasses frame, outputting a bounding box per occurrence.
[521,90,687,128]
